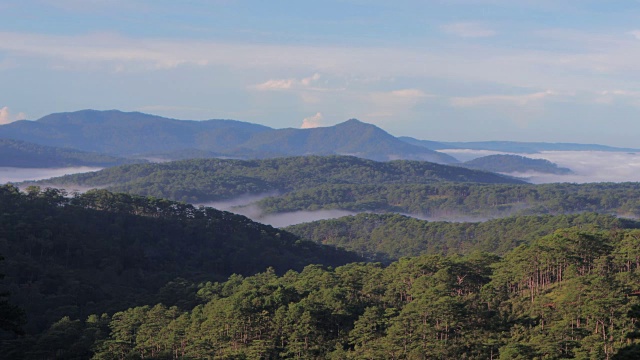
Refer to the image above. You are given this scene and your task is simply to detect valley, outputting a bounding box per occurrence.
[1,110,640,359]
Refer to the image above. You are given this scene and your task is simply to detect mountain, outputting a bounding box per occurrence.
[0,110,272,156]
[0,110,457,163]
[398,136,456,150]
[33,156,524,203]
[461,154,572,174]
[240,119,458,163]
[0,138,146,168]
[403,138,640,153]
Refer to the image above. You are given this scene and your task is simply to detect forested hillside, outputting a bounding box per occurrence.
[36,156,522,203]
[257,182,640,218]
[461,154,572,174]
[0,185,360,341]
[9,228,639,359]
[285,212,639,261]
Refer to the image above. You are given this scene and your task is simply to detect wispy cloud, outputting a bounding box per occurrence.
[450,90,560,107]
[595,89,640,105]
[0,107,26,125]
[441,22,497,38]
[251,73,321,91]
[3,29,640,108]
[364,89,433,121]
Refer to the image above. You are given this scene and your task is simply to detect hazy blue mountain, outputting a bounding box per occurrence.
[0,110,457,163]
[405,139,640,153]
[239,119,458,163]
[461,154,573,174]
[0,110,272,156]
[398,136,456,150]
[0,138,146,168]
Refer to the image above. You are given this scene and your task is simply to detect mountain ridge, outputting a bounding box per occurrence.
[0,110,456,163]
[402,137,640,153]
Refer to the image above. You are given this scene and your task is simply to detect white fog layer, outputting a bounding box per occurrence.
[0,167,102,184]
[440,150,640,184]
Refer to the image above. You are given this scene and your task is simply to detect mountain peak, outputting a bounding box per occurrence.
[336,118,370,127]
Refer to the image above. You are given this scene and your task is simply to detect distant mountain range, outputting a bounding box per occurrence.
[0,110,456,164]
[0,138,145,168]
[0,110,636,170]
[401,137,640,153]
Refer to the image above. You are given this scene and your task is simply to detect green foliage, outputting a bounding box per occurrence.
[286,212,637,261]
[0,185,360,339]
[258,182,640,218]
[462,154,572,174]
[4,223,640,359]
[38,156,522,203]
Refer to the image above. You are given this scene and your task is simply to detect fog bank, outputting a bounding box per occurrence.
[0,167,102,184]
[441,149,640,184]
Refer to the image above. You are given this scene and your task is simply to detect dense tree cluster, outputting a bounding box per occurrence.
[3,183,640,359]
[285,212,639,261]
[34,156,640,221]
[460,154,572,175]
[12,228,640,359]
[36,156,521,203]
[0,185,359,339]
[257,182,640,218]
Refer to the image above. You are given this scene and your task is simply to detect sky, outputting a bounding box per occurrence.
[2,1,640,147]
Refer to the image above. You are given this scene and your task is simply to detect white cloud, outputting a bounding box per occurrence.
[252,73,321,91]
[301,112,324,129]
[441,22,497,38]
[300,73,321,86]
[439,149,640,184]
[252,79,295,90]
[3,29,640,100]
[0,107,26,125]
[450,90,560,107]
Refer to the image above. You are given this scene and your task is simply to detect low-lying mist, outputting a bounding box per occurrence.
[0,167,102,184]
[199,194,357,227]
[441,149,640,183]
[245,208,357,228]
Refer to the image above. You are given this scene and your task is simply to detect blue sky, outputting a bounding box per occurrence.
[2,0,640,147]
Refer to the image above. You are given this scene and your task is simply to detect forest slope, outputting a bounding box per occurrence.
[461,154,572,174]
[0,185,360,336]
[256,182,640,218]
[35,156,522,203]
[285,212,639,261]
[9,228,640,359]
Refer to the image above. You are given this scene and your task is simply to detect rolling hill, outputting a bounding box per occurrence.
[32,155,523,203]
[0,185,361,335]
[460,154,572,174]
